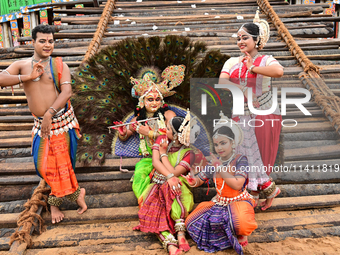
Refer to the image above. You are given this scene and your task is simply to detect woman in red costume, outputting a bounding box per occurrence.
[219,11,284,210]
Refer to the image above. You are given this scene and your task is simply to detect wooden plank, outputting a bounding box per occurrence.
[0,123,32,131]
[0,137,31,148]
[0,96,27,104]
[0,107,30,116]
[282,121,334,133]
[0,130,31,139]
[0,158,140,173]
[0,116,33,123]
[283,131,340,141]
[284,144,340,161]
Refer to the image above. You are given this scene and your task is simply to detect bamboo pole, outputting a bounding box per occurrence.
[83,0,116,63]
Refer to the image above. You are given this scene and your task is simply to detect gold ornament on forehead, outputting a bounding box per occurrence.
[130,65,186,108]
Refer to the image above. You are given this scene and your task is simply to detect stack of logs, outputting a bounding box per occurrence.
[1,0,340,253]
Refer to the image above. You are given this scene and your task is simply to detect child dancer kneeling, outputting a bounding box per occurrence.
[184,111,257,255]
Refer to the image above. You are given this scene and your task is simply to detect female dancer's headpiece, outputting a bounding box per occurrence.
[169,109,191,146]
[213,111,244,147]
[237,9,270,50]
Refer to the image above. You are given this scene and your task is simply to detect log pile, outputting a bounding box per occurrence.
[1,0,340,253]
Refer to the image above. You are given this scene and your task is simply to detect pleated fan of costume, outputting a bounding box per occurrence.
[71,35,230,164]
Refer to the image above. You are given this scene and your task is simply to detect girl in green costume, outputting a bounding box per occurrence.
[133,115,194,255]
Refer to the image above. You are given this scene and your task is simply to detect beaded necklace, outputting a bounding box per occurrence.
[238,54,260,87]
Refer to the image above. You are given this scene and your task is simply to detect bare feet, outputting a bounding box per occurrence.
[76,188,87,214]
[237,235,248,247]
[50,205,64,224]
[261,187,280,211]
[169,245,182,255]
[178,232,190,252]
[250,191,259,207]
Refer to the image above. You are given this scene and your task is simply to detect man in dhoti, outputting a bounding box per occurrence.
[0,24,87,224]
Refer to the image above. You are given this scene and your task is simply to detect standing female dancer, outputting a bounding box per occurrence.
[219,11,284,210]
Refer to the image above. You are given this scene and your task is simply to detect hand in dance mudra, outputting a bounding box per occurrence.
[159,138,182,196]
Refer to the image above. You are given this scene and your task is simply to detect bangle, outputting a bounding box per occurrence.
[49,106,58,114]
[160,153,168,160]
[148,130,154,140]
[118,132,128,140]
[166,173,175,180]
[18,74,22,84]
[249,65,256,74]
[188,179,198,188]
[60,81,71,85]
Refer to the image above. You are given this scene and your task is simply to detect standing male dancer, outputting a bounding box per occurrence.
[0,24,87,224]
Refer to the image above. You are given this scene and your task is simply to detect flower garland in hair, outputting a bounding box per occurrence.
[178,109,191,146]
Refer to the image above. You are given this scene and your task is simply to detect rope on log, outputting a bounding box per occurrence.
[258,0,340,133]
[9,179,49,249]
[83,0,116,63]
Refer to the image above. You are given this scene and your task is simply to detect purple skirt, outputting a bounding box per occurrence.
[185,202,243,255]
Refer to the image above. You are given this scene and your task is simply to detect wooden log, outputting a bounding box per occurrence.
[250,225,340,243]
[35,205,340,228]
[0,137,31,148]
[0,185,37,202]
[27,0,96,9]
[0,61,81,69]
[283,131,339,141]
[15,226,340,253]
[7,203,340,251]
[0,180,132,202]
[0,116,33,123]
[0,108,30,117]
[282,121,333,134]
[277,183,340,198]
[284,158,340,170]
[0,96,27,104]
[0,228,15,238]
[0,123,33,131]
[282,109,325,118]
[284,139,339,149]
[284,144,340,161]
[271,168,340,185]
[13,48,86,56]
[0,158,140,174]
[0,148,31,159]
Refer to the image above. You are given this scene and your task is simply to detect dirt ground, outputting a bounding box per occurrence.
[116,236,340,255]
[3,236,339,255]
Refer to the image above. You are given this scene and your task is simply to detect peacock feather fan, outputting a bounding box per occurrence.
[72,35,230,164]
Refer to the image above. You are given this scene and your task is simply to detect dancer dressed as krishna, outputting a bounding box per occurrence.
[72,36,229,254]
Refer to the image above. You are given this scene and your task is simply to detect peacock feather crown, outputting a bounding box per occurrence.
[130,65,186,99]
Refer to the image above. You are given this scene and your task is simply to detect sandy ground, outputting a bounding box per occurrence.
[2,236,339,255]
[116,236,340,255]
